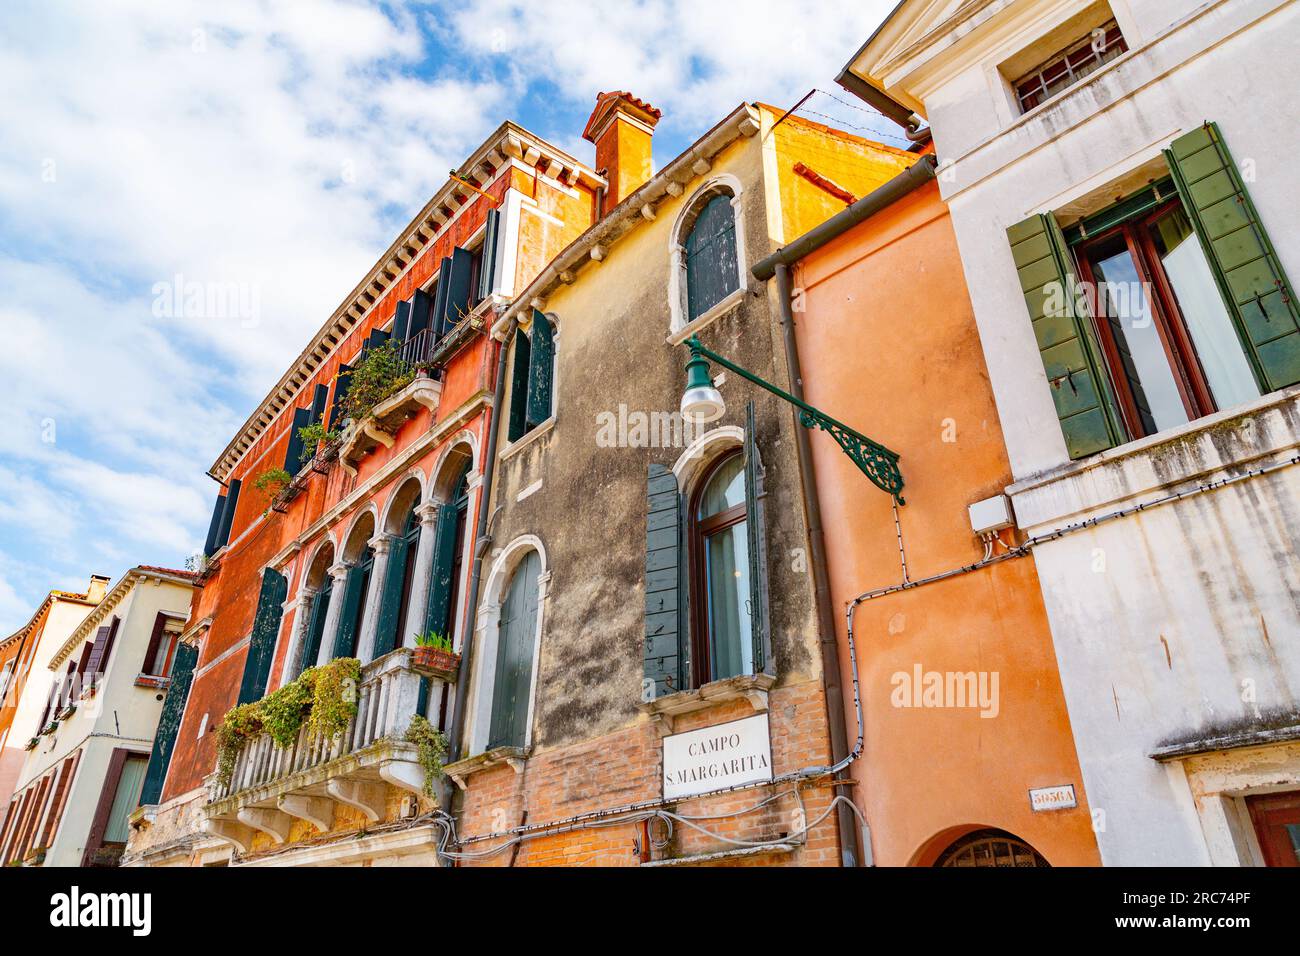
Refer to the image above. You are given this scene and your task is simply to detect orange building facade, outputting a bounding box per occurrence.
[756,154,1101,866]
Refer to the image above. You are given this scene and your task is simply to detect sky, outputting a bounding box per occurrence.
[0,0,900,633]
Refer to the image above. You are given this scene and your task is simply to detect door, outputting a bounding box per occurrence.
[488,551,540,750]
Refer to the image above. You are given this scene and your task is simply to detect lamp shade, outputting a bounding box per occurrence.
[681,384,726,423]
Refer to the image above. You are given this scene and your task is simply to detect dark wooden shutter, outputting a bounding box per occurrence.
[743,403,771,674]
[236,568,287,705]
[422,503,460,637]
[299,579,331,676]
[1164,122,1300,392]
[76,636,96,681]
[283,407,312,473]
[331,565,367,660]
[408,288,434,338]
[140,613,168,676]
[373,534,410,657]
[203,493,225,557]
[215,479,241,550]
[392,299,412,344]
[526,311,555,429]
[442,247,475,331]
[1008,213,1125,459]
[366,329,390,353]
[488,550,539,749]
[478,208,501,302]
[138,640,197,806]
[432,258,453,338]
[328,364,353,431]
[507,331,532,442]
[310,383,328,425]
[685,194,740,321]
[92,617,121,684]
[645,464,686,698]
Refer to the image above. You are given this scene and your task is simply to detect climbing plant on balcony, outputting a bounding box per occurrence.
[341,339,415,425]
[404,714,449,798]
[214,657,361,789]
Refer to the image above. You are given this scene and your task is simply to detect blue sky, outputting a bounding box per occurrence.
[0,0,899,633]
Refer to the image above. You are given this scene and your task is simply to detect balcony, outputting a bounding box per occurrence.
[203,648,429,854]
[338,374,442,477]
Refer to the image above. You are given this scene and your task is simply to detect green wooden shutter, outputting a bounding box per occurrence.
[422,503,461,638]
[310,383,328,426]
[1008,213,1125,458]
[526,311,555,428]
[237,568,287,704]
[331,565,367,660]
[685,194,740,321]
[215,479,241,550]
[373,534,410,658]
[645,464,685,698]
[478,208,501,302]
[432,258,453,338]
[488,551,539,749]
[203,493,225,557]
[408,289,434,339]
[283,407,311,473]
[138,641,197,806]
[392,299,412,344]
[743,403,770,674]
[299,579,331,676]
[1164,122,1300,392]
[507,330,531,442]
[443,247,475,330]
[328,364,353,431]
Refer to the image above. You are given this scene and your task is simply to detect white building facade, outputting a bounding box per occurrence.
[844,0,1300,865]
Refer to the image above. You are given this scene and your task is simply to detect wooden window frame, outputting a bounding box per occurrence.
[1014,20,1128,113]
[81,747,149,867]
[1072,198,1221,441]
[1247,792,1300,867]
[687,451,748,688]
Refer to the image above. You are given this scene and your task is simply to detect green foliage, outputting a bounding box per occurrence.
[342,339,414,424]
[413,629,452,651]
[214,657,361,789]
[254,467,292,498]
[297,421,340,464]
[404,714,448,798]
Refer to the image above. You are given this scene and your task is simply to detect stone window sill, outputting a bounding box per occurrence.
[667,287,747,347]
[643,841,798,867]
[441,746,530,790]
[499,415,555,462]
[639,671,776,735]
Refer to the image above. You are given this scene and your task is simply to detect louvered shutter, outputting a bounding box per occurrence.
[442,247,475,331]
[645,464,686,699]
[743,403,771,674]
[1008,213,1125,459]
[328,364,353,431]
[283,407,312,473]
[203,493,225,557]
[408,288,434,338]
[373,534,410,657]
[432,258,453,338]
[140,613,167,676]
[137,640,197,806]
[478,208,501,302]
[87,617,121,686]
[507,331,531,442]
[685,194,740,321]
[331,565,367,660]
[526,311,555,429]
[310,383,328,425]
[76,636,96,681]
[488,551,539,749]
[392,299,412,344]
[215,479,241,550]
[1164,122,1300,392]
[422,503,461,638]
[236,568,287,705]
[299,580,331,676]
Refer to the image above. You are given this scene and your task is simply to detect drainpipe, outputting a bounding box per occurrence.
[446,321,514,763]
[751,155,938,867]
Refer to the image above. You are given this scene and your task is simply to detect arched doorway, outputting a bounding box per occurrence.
[935,829,1050,868]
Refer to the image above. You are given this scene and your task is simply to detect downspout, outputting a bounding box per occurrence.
[446,321,514,764]
[752,155,938,867]
[774,261,861,869]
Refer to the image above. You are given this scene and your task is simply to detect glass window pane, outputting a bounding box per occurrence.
[698,456,745,519]
[1149,208,1260,410]
[1090,245,1190,433]
[704,523,752,680]
[104,756,149,843]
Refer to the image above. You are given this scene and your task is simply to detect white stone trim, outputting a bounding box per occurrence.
[672,425,744,490]
[668,173,749,337]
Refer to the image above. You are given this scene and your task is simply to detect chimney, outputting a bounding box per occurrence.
[582,91,661,217]
[86,575,110,604]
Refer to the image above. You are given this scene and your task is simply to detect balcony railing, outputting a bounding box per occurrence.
[204,648,431,852]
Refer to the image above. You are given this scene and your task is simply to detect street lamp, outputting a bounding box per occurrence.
[679,335,905,504]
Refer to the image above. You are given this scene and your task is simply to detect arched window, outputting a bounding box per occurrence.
[374,501,421,657]
[295,542,336,678]
[424,461,471,645]
[684,193,739,323]
[333,543,374,660]
[689,452,753,683]
[488,550,541,749]
[935,829,1050,868]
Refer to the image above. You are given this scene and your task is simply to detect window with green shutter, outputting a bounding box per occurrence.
[236,568,287,705]
[505,310,556,444]
[138,640,197,806]
[644,464,686,699]
[487,550,540,750]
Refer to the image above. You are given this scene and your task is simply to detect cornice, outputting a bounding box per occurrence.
[47,567,196,669]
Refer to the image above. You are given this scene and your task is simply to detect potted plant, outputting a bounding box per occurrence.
[411,630,459,679]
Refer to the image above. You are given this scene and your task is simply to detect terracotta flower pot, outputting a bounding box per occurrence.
[412,645,460,679]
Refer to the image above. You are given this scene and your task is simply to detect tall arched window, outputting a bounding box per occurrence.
[488,550,541,749]
[374,501,420,656]
[689,452,753,683]
[334,543,374,660]
[684,193,740,322]
[424,460,471,644]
